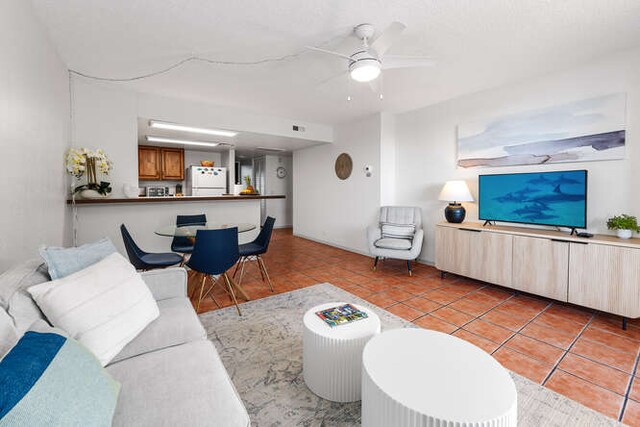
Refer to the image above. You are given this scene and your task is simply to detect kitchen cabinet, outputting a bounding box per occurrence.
[138,146,184,181]
[160,148,184,180]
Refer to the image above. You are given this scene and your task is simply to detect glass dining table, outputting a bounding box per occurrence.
[154,222,256,238]
[154,222,257,303]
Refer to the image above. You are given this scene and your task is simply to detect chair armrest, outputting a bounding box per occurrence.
[140,267,188,301]
[409,229,424,258]
[366,225,382,251]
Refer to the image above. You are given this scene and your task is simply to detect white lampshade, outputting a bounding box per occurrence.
[439,180,474,203]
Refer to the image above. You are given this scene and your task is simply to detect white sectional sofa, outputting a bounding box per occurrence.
[0,261,250,427]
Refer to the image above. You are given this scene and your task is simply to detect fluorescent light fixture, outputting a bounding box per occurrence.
[148,120,237,137]
[256,146,287,152]
[146,136,220,148]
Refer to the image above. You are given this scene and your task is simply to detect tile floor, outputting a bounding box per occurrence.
[192,228,640,425]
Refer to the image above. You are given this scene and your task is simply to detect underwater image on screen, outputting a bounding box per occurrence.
[479,170,587,228]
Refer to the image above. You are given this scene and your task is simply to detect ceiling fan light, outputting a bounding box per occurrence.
[349,59,381,82]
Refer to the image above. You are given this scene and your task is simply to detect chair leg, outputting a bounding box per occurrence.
[232,258,242,278]
[179,253,186,267]
[200,275,222,309]
[196,274,207,312]
[237,257,247,286]
[373,256,379,271]
[257,255,274,292]
[407,260,412,276]
[223,273,242,316]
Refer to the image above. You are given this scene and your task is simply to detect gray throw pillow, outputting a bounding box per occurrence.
[39,238,117,280]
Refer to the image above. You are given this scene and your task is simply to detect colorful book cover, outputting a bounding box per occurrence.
[316,304,368,327]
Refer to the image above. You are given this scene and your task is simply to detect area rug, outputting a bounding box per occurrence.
[199,283,621,426]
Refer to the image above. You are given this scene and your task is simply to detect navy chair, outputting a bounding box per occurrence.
[120,224,183,271]
[186,228,242,315]
[234,216,276,292]
[171,214,207,264]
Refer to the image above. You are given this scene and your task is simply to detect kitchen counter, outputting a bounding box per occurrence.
[67,194,285,205]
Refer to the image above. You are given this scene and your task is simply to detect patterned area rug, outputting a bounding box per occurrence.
[199,283,621,426]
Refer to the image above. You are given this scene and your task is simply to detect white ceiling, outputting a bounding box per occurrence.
[32,0,640,125]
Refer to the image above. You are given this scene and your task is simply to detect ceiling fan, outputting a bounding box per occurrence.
[306,22,434,83]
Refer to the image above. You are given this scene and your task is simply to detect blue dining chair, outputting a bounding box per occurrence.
[234,216,276,292]
[186,227,242,315]
[120,224,183,270]
[171,214,207,265]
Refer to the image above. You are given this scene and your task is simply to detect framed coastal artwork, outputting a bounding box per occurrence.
[456,93,626,168]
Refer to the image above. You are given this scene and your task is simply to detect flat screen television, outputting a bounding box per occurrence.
[479,170,587,230]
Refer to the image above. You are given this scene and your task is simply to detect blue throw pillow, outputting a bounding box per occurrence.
[39,238,117,280]
[0,330,120,426]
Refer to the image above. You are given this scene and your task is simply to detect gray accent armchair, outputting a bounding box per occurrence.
[367,206,424,275]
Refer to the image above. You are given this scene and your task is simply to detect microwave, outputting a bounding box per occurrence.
[147,186,169,197]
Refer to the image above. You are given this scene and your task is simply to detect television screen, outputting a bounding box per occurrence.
[479,170,587,229]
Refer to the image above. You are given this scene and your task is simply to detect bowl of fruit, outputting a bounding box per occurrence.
[240,176,259,195]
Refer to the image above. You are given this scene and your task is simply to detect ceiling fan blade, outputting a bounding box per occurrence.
[316,70,349,86]
[370,22,406,56]
[382,55,435,70]
[305,46,353,61]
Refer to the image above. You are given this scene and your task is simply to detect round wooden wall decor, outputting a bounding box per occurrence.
[335,153,353,180]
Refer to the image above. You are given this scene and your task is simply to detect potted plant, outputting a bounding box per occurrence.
[66,148,113,198]
[606,214,640,239]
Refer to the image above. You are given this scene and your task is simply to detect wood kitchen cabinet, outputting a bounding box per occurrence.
[160,148,184,180]
[138,146,184,181]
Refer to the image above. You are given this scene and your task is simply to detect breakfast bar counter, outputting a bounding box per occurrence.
[67,194,285,204]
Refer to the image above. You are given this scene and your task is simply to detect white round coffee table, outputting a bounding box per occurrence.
[362,328,517,427]
[303,302,381,402]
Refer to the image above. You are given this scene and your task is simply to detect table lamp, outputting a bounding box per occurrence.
[439,180,474,223]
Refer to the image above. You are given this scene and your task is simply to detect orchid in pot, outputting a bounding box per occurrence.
[65,148,113,198]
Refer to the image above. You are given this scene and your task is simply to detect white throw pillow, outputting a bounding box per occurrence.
[28,252,159,366]
[380,222,415,240]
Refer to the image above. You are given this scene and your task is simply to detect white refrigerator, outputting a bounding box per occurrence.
[186,166,227,196]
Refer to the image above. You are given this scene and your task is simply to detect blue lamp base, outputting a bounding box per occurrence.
[444,203,466,223]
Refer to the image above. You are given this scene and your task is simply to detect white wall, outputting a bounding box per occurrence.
[76,200,260,255]
[264,155,293,227]
[395,47,640,264]
[184,150,223,169]
[71,81,333,198]
[294,114,381,254]
[0,0,70,271]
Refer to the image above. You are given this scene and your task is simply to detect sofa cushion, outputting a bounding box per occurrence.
[107,340,250,427]
[0,259,49,308]
[28,253,159,366]
[39,237,117,280]
[0,327,120,426]
[110,297,206,364]
[374,237,412,250]
[380,222,415,239]
[0,308,18,359]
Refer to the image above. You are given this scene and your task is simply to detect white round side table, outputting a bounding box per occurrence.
[303,302,381,402]
[362,328,517,427]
